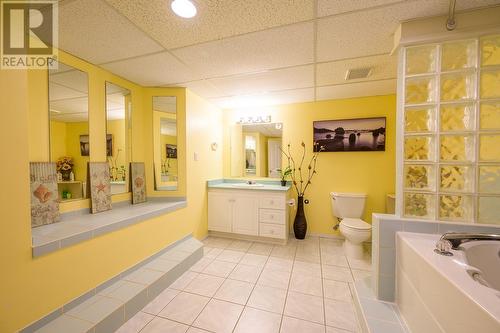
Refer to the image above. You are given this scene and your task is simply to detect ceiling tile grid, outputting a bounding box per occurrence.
[104,0,315,50]
[316,79,396,101]
[207,64,314,97]
[316,54,397,86]
[102,52,202,86]
[58,0,164,64]
[171,22,315,78]
[54,0,500,108]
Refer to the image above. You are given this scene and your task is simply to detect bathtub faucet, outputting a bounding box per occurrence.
[437,232,500,253]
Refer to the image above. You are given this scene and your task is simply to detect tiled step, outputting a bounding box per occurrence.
[352,277,409,333]
[22,237,203,333]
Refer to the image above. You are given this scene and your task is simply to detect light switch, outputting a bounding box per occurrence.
[194,152,199,161]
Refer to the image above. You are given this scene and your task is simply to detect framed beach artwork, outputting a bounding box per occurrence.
[166,144,177,158]
[30,162,60,227]
[313,117,386,152]
[88,162,112,213]
[130,162,146,204]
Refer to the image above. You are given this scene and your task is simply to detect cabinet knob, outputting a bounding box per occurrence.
[270,200,274,204]
[270,229,274,234]
[270,215,274,219]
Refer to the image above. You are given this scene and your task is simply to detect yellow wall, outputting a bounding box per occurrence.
[0,51,222,332]
[223,95,396,235]
[107,119,126,171]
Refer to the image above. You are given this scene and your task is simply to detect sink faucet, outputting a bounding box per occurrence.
[435,232,500,255]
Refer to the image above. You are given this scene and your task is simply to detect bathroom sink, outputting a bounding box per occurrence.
[231,183,265,188]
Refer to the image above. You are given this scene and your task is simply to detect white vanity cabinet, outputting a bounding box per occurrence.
[208,188,289,242]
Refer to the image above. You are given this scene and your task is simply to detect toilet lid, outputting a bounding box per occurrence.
[341,218,371,230]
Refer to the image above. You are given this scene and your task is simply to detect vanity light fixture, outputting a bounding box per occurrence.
[171,0,197,18]
[237,115,272,124]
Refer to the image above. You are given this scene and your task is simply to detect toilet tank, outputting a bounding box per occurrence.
[330,192,367,218]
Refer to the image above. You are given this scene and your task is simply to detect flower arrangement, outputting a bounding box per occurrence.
[281,142,324,197]
[56,157,73,172]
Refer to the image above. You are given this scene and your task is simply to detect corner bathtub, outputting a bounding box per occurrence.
[395,232,500,333]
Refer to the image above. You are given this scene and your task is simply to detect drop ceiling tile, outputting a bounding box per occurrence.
[316,79,396,101]
[317,0,403,17]
[58,0,163,64]
[173,80,224,99]
[172,22,314,78]
[105,0,314,50]
[210,88,315,109]
[316,1,458,62]
[316,55,397,86]
[49,82,86,101]
[208,65,314,97]
[102,52,201,86]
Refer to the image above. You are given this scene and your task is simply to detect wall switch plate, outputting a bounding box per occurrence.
[194,152,199,161]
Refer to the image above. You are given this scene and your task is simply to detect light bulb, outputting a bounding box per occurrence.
[171,0,197,18]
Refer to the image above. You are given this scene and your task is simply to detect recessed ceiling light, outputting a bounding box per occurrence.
[171,0,197,18]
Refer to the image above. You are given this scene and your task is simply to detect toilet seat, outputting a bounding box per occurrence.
[340,218,371,230]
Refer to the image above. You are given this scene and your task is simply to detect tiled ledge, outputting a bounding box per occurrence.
[21,236,203,333]
[32,198,187,257]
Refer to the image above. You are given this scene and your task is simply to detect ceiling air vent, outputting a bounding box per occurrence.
[345,67,372,80]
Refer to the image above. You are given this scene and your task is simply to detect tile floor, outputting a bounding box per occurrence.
[114,236,372,333]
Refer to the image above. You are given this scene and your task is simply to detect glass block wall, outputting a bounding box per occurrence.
[402,35,500,224]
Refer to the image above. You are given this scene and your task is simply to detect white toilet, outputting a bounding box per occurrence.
[330,192,372,259]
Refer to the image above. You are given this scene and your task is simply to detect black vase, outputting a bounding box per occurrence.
[294,196,307,239]
[281,180,287,186]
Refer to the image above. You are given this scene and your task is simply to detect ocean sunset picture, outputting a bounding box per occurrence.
[313,117,386,152]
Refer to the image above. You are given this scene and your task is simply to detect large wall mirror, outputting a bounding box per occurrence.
[230,123,283,178]
[49,60,89,202]
[153,96,178,191]
[106,82,132,195]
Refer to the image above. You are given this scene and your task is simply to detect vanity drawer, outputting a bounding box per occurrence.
[259,223,286,239]
[259,196,285,209]
[259,209,285,225]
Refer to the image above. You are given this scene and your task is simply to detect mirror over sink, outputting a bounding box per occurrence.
[230,122,283,178]
[49,60,89,202]
[153,96,178,191]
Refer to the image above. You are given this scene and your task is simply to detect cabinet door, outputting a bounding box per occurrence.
[232,195,259,236]
[208,192,233,232]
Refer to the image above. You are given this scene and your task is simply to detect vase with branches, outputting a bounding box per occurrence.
[281,141,324,239]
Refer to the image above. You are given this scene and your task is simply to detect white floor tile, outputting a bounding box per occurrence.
[351,269,371,281]
[214,279,254,305]
[142,288,180,315]
[193,299,243,333]
[204,247,224,259]
[227,240,253,251]
[325,325,352,333]
[322,265,354,282]
[321,253,349,268]
[323,280,352,302]
[284,291,325,324]
[289,273,323,297]
[115,311,154,333]
[270,245,296,259]
[257,268,291,289]
[140,317,189,333]
[324,299,358,332]
[265,257,293,272]
[293,261,321,278]
[247,285,287,314]
[36,315,94,333]
[280,316,326,333]
[217,249,246,263]
[202,260,236,278]
[347,257,371,271]
[189,257,214,273]
[240,253,268,267]
[158,292,210,325]
[234,307,282,333]
[248,242,274,255]
[229,263,263,283]
[169,271,199,290]
[186,327,211,333]
[183,273,225,297]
